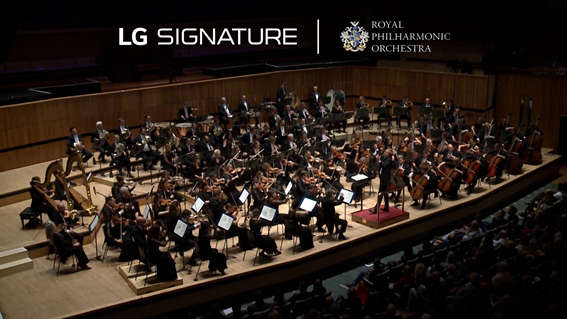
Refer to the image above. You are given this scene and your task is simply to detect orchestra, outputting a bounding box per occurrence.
[40,82,541,280]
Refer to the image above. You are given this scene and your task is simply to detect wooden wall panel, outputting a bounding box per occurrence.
[0,66,492,171]
[495,74,567,150]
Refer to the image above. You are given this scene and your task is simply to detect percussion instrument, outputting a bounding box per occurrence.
[175,123,193,137]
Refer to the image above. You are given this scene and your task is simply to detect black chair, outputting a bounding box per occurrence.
[134,246,156,286]
[388,263,405,282]
[274,302,291,319]
[420,253,435,267]
[280,218,300,255]
[312,291,331,311]
[251,307,271,319]
[291,297,312,317]
[53,247,76,277]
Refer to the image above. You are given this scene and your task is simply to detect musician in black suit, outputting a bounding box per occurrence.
[283,133,302,163]
[268,108,279,131]
[282,105,296,125]
[376,95,392,128]
[274,119,288,145]
[90,122,110,163]
[238,95,256,127]
[66,127,93,163]
[114,117,134,149]
[217,97,232,130]
[276,81,288,115]
[108,135,132,177]
[134,128,159,171]
[310,85,321,108]
[241,126,256,147]
[355,96,371,127]
[198,134,214,153]
[298,102,311,119]
[420,116,435,140]
[177,101,194,122]
[321,189,348,239]
[373,148,394,213]
[53,223,91,270]
[313,100,327,118]
[396,97,413,130]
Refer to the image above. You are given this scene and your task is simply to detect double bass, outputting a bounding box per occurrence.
[505,129,525,174]
[522,117,543,164]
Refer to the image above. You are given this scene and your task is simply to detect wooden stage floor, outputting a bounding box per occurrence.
[0,148,562,319]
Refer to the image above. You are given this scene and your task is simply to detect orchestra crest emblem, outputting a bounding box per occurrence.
[341,21,369,52]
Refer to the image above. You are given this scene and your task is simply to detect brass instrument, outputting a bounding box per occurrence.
[287,91,301,108]
[111,143,126,160]
[120,128,131,140]
[387,100,392,106]
[145,122,156,133]
[168,133,179,147]
[408,101,414,107]
[213,126,223,137]
[99,129,109,140]
[362,102,369,108]
[441,102,448,118]
[71,141,85,152]
[190,136,200,146]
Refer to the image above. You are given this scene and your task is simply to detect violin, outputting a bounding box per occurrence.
[112,215,129,226]
[158,198,172,206]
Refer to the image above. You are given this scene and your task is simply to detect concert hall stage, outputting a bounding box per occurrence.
[352,206,410,229]
[0,149,562,319]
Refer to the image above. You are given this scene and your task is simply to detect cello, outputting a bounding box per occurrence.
[523,117,543,164]
[437,161,463,194]
[410,164,430,201]
[505,127,525,174]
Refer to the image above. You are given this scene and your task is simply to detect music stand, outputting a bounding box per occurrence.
[419,107,433,116]
[155,138,168,151]
[389,175,406,214]
[130,144,145,184]
[299,197,318,215]
[217,213,236,259]
[350,174,369,210]
[88,214,102,261]
[281,149,294,159]
[202,150,214,161]
[173,218,191,271]
[191,197,205,214]
[338,188,355,225]
[195,115,209,123]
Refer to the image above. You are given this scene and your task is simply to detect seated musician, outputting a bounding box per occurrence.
[221,164,241,205]
[117,186,141,218]
[109,135,132,177]
[53,223,91,270]
[249,209,282,256]
[238,94,255,127]
[224,204,251,251]
[355,96,371,127]
[183,155,204,186]
[483,143,506,183]
[438,158,463,199]
[251,179,268,212]
[198,134,214,153]
[131,216,149,261]
[264,136,280,156]
[390,155,413,203]
[332,99,347,133]
[101,196,133,261]
[134,127,160,171]
[397,96,413,130]
[266,190,291,236]
[151,192,169,223]
[208,190,227,223]
[307,184,326,232]
[282,133,302,162]
[283,104,297,126]
[142,115,159,142]
[288,200,314,250]
[111,175,135,201]
[297,131,311,150]
[268,107,279,131]
[217,97,232,130]
[30,176,54,219]
[52,201,80,227]
[209,119,224,147]
[241,126,256,147]
[90,121,110,164]
[274,119,288,145]
[161,144,178,176]
[66,127,93,163]
[257,124,273,146]
[371,136,385,162]
[377,95,392,128]
[446,108,461,131]
[209,149,225,167]
[314,100,328,118]
[298,101,311,119]
[451,119,470,144]
[420,116,435,140]
[198,221,227,274]
[146,225,177,280]
[409,164,439,209]
[322,158,344,192]
[321,189,348,240]
[418,98,435,123]
[178,137,195,163]
[158,171,184,202]
[115,117,134,149]
[177,100,194,123]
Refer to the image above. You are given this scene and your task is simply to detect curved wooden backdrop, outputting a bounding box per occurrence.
[495,73,567,152]
[0,66,494,172]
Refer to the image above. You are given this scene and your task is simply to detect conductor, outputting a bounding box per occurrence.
[372,148,394,213]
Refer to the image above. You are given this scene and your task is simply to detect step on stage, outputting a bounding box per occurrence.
[352,206,410,229]
[0,149,562,319]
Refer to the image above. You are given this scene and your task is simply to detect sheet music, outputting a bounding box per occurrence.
[300,197,318,213]
[173,219,189,238]
[88,214,99,232]
[146,185,154,199]
[285,181,293,195]
[218,213,234,231]
[351,174,368,181]
[260,205,277,222]
[339,188,355,204]
[239,188,250,204]
[192,197,205,214]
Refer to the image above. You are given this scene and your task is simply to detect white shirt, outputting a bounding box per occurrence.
[223,104,230,115]
[290,141,296,149]
[280,127,285,135]
[73,134,80,146]
[302,125,308,133]
[315,92,319,101]
[184,106,189,118]
[242,101,248,111]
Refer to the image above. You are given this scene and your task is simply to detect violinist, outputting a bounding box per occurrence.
[102,196,133,261]
[111,175,136,201]
[197,221,227,274]
[295,170,312,198]
[307,184,326,232]
[372,149,394,213]
[161,144,178,176]
[266,190,291,236]
[159,171,184,202]
[152,192,169,223]
[289,200,314,249]
[222,164,242,205]
[208,190,227,223]
[344,137,359,173]
[224,204,252,251]
[251,179,268,211]
[332,99,347,133]
[322,158,345,192]
[209,149,225,167]
[53,223,91,270]
[117,186,140,219]
[249,209,282,257]
[321,189,348,239]
[222,132,236,159]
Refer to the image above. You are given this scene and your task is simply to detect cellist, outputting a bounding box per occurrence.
[437,157,463,199]
[409,164,438,209]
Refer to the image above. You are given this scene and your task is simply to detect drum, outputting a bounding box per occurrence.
[199,118,214,134]
[175,123,192,137]
[155,122,173,138]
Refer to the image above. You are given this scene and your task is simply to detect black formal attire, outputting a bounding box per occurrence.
[356,101,371,126]
[147,237,177,280]
[393,162,413,202]
[198,140,214,154]
[241,131,255,147]
[375,156,393,211]
[114,125,134,149]
[134,135,159,170]
[310,91,321,108]
[251,188,267,211]
[177,105,194,122]
[274,125,287,145]
[53,231,89,266]
[376,100,391,127]
[198,231,227,272]
[268,113,278,131]
[396,102,413,129]
[238,100,256,127]
[306,192,325,230]
[276,86,286,114]
[421,123,435,139]
[250,219,278,255]
[321,196,347,235]
[332,104,347,132]
[290,213,314,249]
[298,107,310,120]
[218,103,232,129]
[30,186,52,219]
[90,130,110,161]
[131,224,148,255]
[108,142,131,174]
[66,134,93,163]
